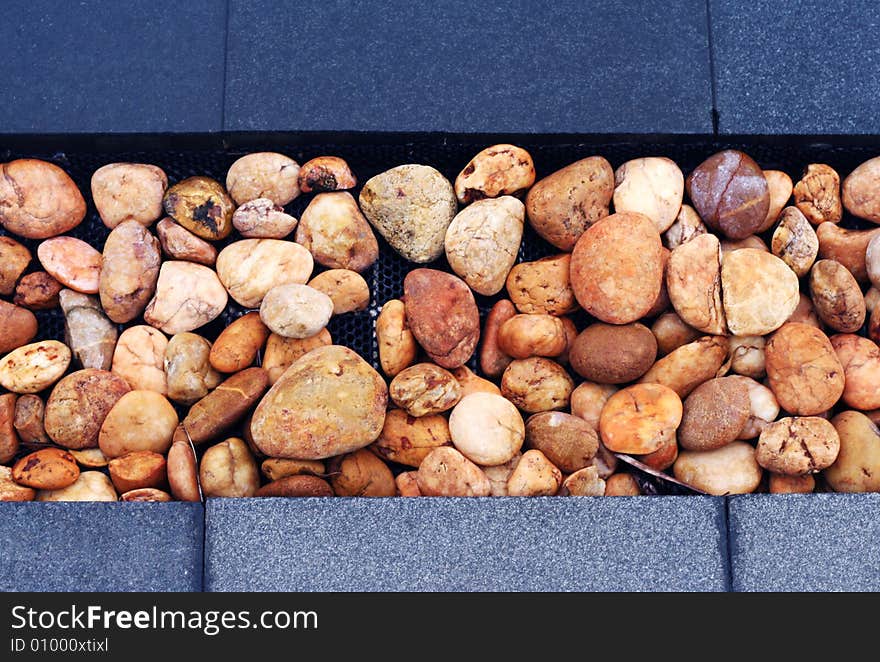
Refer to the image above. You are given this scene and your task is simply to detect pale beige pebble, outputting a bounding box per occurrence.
[143,261,228,334]
[868,234,880,289]
[663,204,707,249]
[449,392,524,466]
[445,196,524,295]
[155,217,218,266]
[0,341,71,394]
[604,473,642,496]
[0,465,36,502]
[843,156,880,224]
[638,335,729,398]
[451,366,501,397]
[251,345,387,460]
[599,383,682,454]
[500,357,573,413]
[99,220,162,323]
[756,416,840,475]
[794,163,842,225]
[525,156,614,250]
[416,447,490,497]
[389,363,462,417]
[233,198,298,238]
[720,235,768,253]
[866,287,880,314]
[0,159,86,239]
[825,411,880,492]
[14,394,50,445]
[673,441,763,495]
[164,332,222,405]
[727,376,779,440]
[58,290,117,370]
[226,152,301,206]
[728,335,765,379]
[506,449,562,496]
[809,260,866,333]
[481,453,521,496]
[295,192,379,273]
[359,164,457,263]
[111,325,168,394]
[0,236,31,296]
[765,323,844,416]
[570,382,617,431]
[771,206,819,276]
[721,248,799,336]
[98,390,178,458]
[613,156,684,233]
[815,222,880,284]
[91,163,167,228]
[200,437,260,498]
[261,458,325,481]
[395,471,422,497]
[307,269,370,315]
[788,292,822,328]
[37,236,102,293]
[666,233,726,334]
[593,443,620,479]
[36,471,117,502]
[651,312,701,356]
[758,170,794,232]
[297,156,357,193]
[505,254,579,316]
[216,239,314,309]
[454,144,535,204]
[259,283,333,339]
[830,334,880,411]
[263,329,332,385]
[559,466,606,497]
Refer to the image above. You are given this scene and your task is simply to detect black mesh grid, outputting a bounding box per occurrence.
[2,138,879,495]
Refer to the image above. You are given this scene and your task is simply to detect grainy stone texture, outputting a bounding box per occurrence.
[728,494,880,592]
[224,0,712,133]
[711,0,880,134]
[0,502,203,591]
[0,1,224,132]
[205,497,730,591]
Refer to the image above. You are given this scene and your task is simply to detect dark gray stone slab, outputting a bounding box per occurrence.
[728,494,880,592]
[205,497,729,591]
[0,503,203,592]
[0,0,225,134]
[225,0,713,134]
[711,0,880,135]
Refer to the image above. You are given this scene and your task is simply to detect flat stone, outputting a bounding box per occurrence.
[711,0,880,134]
[205,497,729,591]
[728,493,880,591]
[0,0,225,133]
[225,0,713,134]
[0,502,203,591]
